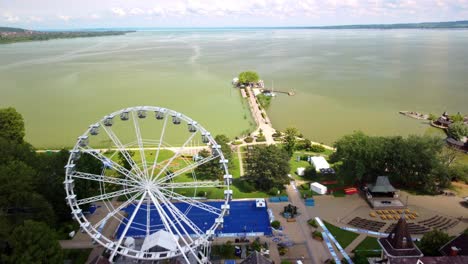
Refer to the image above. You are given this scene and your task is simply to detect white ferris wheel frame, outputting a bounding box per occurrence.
[63,106,232,263]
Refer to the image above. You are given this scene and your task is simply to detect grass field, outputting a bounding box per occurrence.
[354,236,380,251]
[324,221,359,248]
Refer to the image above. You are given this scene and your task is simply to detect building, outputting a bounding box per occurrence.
[439,233,468,256]
[375,216,468,264]
[377,215,424,263]
[365,176,405,209]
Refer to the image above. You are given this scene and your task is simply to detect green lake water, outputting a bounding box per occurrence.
[1,29,467,148]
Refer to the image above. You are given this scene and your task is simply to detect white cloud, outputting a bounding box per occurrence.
[3,13,20,23]
[129,8,144,15]
[57,15,71,21]
[111,7,126,17]
[90,13,101,19]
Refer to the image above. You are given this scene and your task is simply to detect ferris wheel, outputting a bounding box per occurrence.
[64,106,232,263]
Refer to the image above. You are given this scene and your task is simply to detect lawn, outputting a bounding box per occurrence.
[353,236,380,251]
[323,221,359,248]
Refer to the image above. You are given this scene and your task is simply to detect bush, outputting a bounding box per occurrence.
[312,231,323,240]
[235,179,255,193]
[304,165,317,178]
[268,187,279,195]
[308,219,318,228]
[197,191,206,197]
[278,246,288,256]
[232,140,243,145]
[271,220,281,229]
[256,135,266,142]
[244,136,254,143]
[261,112,266,119]
[448,122,468,141]
[272,131,282,137]
[309,144,326,153]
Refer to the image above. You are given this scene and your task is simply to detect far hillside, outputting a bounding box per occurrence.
[0,26,29,32]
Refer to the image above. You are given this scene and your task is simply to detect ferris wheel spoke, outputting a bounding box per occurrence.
[79,147,142,184]
[147,191,194,263]
[153,131,198,181]
[76,187,140,206]
[72,171,140,188]
[153,189,205,238]
[101,123,145,181]
[150,116,169,179]
[93,190,143,230]
[155,153,219,184]
[160,189,222,215]
[109,191,147,262]
[131,111,149,180]
[159,181,223,189]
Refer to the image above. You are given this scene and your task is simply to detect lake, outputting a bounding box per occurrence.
[1,29,467,148]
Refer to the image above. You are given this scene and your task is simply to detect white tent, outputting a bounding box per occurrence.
[310,156,330,172]
[296,167,305,176]
[141,230,178,252]
[310,182,327,195]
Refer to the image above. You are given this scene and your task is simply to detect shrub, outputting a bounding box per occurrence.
[261,112,266,119]
[312,231,323,240]
[309,144,326,153]
[232,140,243,145]
[268,187,279,195]
[256,135,266,142]
[278,246,288,256]
[308,219,318,228]
[272,130,282,137]
[271,220,281,229]
[244,136,254,143]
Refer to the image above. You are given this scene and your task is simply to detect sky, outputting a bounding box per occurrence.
[1,0,468,29]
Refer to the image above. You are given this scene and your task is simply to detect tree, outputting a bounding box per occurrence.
[0,107,25,143]
[238,71,259,84]
[447,122,468,141]
[304,165,317,179]
[118,150,135,171]
[195,149,223,180]
[331,132,449,193]
[283,127,298,157]
[214,135,232,161]
[417,229,451,256]
[428,113,437,121]
[245,145,290,191]
[449,113,464,122]
[3,220,63,264]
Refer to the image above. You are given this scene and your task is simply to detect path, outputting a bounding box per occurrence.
[245,86,276,145]
[286,183,331,264]
[344,233,366,254]
[237,148,244,176]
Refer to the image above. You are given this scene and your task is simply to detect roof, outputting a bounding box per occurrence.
[440,233,468,256]
[389,256,468,264]
[368,176,396,193]
[141,230,178,252]
[310,156,330,171]
[240,251,273,264]
[447,137,467,147]
[378,216,423,258]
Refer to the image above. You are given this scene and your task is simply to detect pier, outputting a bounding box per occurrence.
[262,88,295,96]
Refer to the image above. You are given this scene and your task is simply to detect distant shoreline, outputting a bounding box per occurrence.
[27,20,468,32]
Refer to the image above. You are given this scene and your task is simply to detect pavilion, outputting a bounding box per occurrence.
[365,176,405,209]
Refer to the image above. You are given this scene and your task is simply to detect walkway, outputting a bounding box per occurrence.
[286,183,331,264]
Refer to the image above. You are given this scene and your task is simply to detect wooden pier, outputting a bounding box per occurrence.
[262,88,295,96]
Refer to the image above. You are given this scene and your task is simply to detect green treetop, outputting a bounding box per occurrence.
[238,71,260,84]
[448,122,468,141]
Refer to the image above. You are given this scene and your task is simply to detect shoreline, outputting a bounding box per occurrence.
[240,86,335,150]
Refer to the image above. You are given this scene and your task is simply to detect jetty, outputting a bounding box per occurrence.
[399,111,429,120]
[262,88,295,96]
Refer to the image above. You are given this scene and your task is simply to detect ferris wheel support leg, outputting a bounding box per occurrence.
[109,191,146,262]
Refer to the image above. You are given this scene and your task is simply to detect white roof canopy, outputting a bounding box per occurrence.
[141,230,178,252]
[310,156,330,171]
